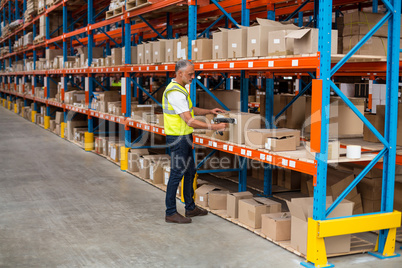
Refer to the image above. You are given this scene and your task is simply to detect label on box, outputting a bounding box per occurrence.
[251,39,256,44]
[155,51,158,55]
[194,48,198,52]
[192,40,196,45]
[150,165,154,181]
[215,45,219,50]
[164,172,169,185]
[274,39,280,44]
[146,50,149,54]
[140,158,144,168]
[168,48,171,52]
[139,53,142,56]
[265,138,272,149]
[199,196,204,202]
[231,43,237,48]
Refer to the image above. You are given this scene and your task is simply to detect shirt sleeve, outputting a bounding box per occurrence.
[166,91,190,114]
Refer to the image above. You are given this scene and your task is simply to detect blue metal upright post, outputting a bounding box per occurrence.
[377,0,401,254]
[124,17,132,148]
[313,0,332,223]
[238,0,249,192]
[188,1,197,103]
[87,0,94,135]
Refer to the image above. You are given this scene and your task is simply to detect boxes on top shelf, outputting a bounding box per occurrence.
[286,28,338,55]
[191,38,212,61]
[212,28,228,60]
[165,39,178,62]
[227,28,247,59]
[247,18,299,57]
[152,40,166,63]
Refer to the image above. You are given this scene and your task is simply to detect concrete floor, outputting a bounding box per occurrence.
[0,107,401,268]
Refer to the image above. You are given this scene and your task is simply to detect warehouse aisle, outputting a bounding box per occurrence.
[0,107,401,268]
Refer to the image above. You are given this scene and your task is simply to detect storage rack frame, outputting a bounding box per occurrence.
[0,1,401,267]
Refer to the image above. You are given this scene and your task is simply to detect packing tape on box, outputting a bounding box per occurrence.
[346,145,361,159]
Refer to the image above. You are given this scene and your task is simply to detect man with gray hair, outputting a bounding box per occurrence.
[162,60,227,224]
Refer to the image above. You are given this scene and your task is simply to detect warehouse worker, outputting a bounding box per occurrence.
[111,74,122,87]
[163,60,227,224]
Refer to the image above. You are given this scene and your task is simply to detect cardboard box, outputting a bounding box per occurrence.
[208,190,230,210]
[227,28,247,58]
[122,46,138,64]
[128,149,149,172]
[198,89,240,111]
[139,154,170,179]
[165,39,178,62]
[245,128,301,149]
[46,49,63,62]
[268,29,296,56]
[152,40,166,63]
[343,36,402,57]
[137,44,145,64]
[287,197,354,255]
[111,48,122,66]
[150,158,171,184]
[226,191,254,218]
[66,120,87,141]
[176,36,188,60]
[212,28,228,59]
[362,198,381,213]
[247,18,299,57]
[343,11,390,37]
[144,42,154,64]
[191,38,212,61]
[286,28,338,55]
[357,177,382,201]
[195,184,221,207]
[238,198,269,229]
[261,212,291,241]
[284,170,301,190]
[55,111,64,124]
[228,112,261,145]
[204,113,230,141]
[305,96,365,138]
[339,83,355,97]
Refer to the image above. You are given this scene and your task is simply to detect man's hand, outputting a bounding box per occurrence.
[211,123,228,131]
[210,108,225,115]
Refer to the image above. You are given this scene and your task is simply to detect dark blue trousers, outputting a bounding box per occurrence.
[165,134,196,216]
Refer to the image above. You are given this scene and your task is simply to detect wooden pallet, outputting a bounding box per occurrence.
[126,0,152,11]
[106,6,124,20]
[38,7,46,15]
[33,36,45,44]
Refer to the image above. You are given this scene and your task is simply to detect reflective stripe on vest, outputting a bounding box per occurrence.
[162,82,194,136]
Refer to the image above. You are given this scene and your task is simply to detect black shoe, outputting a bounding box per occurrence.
[185,207,208,217]
[165,213,192,224]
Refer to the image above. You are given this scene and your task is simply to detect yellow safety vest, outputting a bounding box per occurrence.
[162,81,194,136]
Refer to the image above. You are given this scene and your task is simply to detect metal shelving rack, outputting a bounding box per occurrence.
[0,0,401,267]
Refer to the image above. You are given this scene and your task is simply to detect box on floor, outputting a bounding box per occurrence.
[139,154,170,179]
[238,197,281,229]
[287,197,354,255]
[261,212,291,241]
[226,191,253,218]
[128,149,149,172]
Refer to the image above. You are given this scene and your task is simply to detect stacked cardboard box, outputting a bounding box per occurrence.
[287,197,354,255]
[363,104,402,145]
[340,11,402,56]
